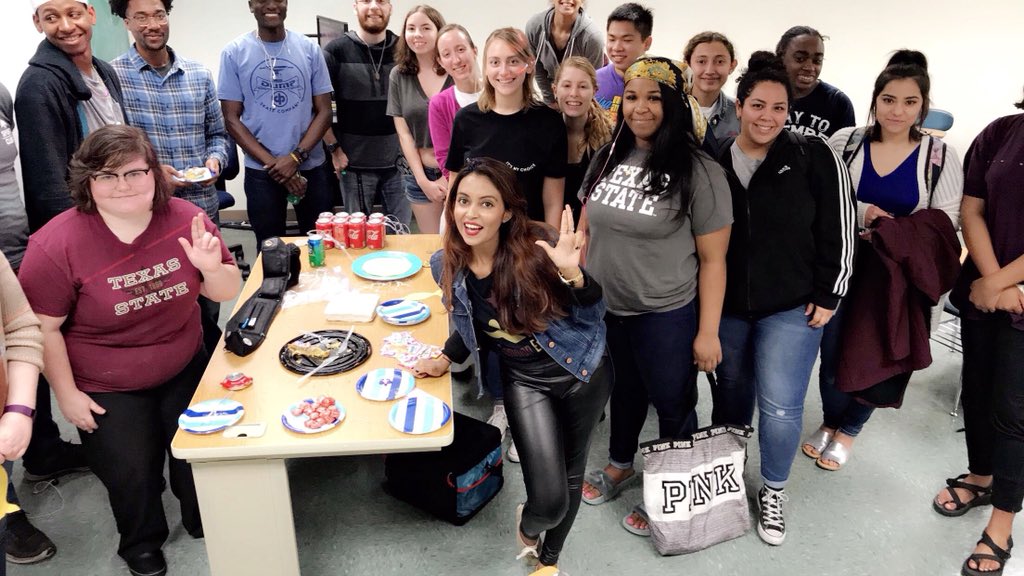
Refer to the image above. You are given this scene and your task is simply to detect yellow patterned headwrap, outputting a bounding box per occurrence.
[623,56,707,143]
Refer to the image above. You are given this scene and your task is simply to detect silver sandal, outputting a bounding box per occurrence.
[816,440,850,471]
[582,469,637,505]
[801,429,833,460]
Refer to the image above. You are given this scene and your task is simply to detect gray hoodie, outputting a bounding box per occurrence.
[525,7,605,105]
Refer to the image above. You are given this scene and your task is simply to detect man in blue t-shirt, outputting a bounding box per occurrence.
[218,0,335,246]
[594,3,653,125]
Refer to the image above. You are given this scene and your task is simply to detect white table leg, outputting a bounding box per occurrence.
[192,459,300,576]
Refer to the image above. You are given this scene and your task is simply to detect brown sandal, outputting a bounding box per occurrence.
[934,474,992,517]
[961,531,1012,576]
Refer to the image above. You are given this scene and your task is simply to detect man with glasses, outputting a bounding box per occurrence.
[109,0,228,357]
[10,1,121,557]
[323,0,408,225]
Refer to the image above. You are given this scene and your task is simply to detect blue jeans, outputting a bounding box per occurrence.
[243,162,335,247]
[713,305,824,488]
[818,305,875,437]
[605,302,698,469]
[341,168,410,227]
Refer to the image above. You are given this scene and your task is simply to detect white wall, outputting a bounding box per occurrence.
[3,0,1023,211]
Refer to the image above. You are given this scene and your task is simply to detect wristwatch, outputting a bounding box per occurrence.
[292,147,310,163]
[326,142,340,154]
[3,404,35,419]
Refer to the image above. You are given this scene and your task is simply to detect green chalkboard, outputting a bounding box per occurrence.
[90,6,130,61]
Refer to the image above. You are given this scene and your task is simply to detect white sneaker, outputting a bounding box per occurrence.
[487,403,509,441]
[507,440,520,463]
[757,485,788,545]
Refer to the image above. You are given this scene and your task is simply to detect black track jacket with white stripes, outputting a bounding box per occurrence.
[718,130,856,316]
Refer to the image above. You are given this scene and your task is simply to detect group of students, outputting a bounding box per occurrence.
[0,1,1022,576]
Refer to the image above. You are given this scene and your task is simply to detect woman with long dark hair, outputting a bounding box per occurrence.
[802,50,963,471]
[711,51,855,546]
[415,158,611,571]
[577,56,733,538]
[387,5,452,233]
[931,91,1024,576]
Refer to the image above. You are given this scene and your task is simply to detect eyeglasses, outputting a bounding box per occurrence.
[129,12,168,25]
[355,0,391,5]
[91,168,151,187]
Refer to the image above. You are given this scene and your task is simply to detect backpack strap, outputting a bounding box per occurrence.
[841,127,867,167]
[924,135,948,203]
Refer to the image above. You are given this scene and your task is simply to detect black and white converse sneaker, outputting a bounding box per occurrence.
[757,485,788,545]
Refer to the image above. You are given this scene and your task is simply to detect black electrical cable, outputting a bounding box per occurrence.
[279,330,372,375]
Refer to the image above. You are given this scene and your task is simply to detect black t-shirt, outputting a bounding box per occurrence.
[564,149,592,224]
[446,103,568,221]
[785,80,856,139]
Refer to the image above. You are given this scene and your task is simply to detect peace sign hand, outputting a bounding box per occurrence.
[178,213,223,274]
[535,205,585,272]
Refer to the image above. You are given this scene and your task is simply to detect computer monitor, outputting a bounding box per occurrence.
[316,15,348,48]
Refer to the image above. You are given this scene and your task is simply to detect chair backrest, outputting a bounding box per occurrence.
[922,108,954,131]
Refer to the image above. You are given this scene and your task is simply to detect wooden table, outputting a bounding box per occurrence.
[171,235,452,576]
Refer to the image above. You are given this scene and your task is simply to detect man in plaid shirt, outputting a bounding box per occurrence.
[109,0,228,223]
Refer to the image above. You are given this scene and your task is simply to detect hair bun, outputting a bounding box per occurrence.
[886,49,928,71]
[747,50,785,73]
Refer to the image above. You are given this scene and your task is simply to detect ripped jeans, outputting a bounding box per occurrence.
[711,305,824,489]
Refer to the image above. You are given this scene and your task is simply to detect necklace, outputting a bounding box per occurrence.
[365,39,384,82]
[255,30,288,81]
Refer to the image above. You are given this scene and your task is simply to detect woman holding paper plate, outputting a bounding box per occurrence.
[414,157,611,570]
[18,125,241,576]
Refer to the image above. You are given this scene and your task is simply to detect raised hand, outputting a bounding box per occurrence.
[535,205,585,272]
[177,213,223,274]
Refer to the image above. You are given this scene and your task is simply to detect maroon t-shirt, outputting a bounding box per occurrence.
[954,113,1024,330]
[19,198,233,392]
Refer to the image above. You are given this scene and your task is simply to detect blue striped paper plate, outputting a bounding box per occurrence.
[388,392,451,435]
[355,368,416,402]
[178,399,244,435]
[376,299,431,326]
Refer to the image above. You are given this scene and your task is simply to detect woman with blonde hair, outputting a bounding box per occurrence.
[552,56,611,221]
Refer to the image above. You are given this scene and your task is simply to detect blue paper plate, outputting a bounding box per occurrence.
[356,368,416,401]
[377,299,431,326]
[179,399,244,434]
[351,251,423,281]
[388,393,452,435]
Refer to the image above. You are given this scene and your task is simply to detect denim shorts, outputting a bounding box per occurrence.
[403,166,443,204]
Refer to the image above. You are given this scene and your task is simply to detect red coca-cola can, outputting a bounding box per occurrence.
[366,218,385,249]
[332,216,348,248]
[318,211,335,220]
[369,212,385,220]
[350,212,366,220]
[315,217,335,248]
[347,216,366,249]
[334,211,349,220]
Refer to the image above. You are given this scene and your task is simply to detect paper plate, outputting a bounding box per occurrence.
[351,251,422,281]
[172,166,212,183]
[356,367,416,401]
[388,392,451,435]
[179,399,244,434]
[281,398,345,434]
[376,299,431,326]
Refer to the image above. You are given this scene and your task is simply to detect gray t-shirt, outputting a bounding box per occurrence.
[386,68,450,149]
[80,69,125,133]
[0,83,29,268]
[730,141,763,189]
[585,149,733,315]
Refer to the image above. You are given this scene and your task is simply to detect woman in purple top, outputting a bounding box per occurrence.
[930,93,1024,576]
[428,24,482,182]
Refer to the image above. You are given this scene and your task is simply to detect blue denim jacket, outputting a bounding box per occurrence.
[429,250,607,393]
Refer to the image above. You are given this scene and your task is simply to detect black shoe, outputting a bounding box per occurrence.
[126,550,167,576]
[5,511,56,564]
[23,441,90,482]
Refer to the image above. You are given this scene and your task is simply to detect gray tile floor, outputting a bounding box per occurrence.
[9,229,1023,575]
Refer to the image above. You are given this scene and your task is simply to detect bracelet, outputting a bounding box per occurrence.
[289,152,301,164]
[3,404,35,419]
[558,268,584,287]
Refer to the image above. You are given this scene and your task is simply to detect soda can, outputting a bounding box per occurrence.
[350,211,366,220]
[332,216,348,248]
[366,218,385,249]
[307,232,326,267]
[334,211,350,220]
[347,217,366,249]
[369,212,385,220]
[315,217,335,249]
[318,212,335,220]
